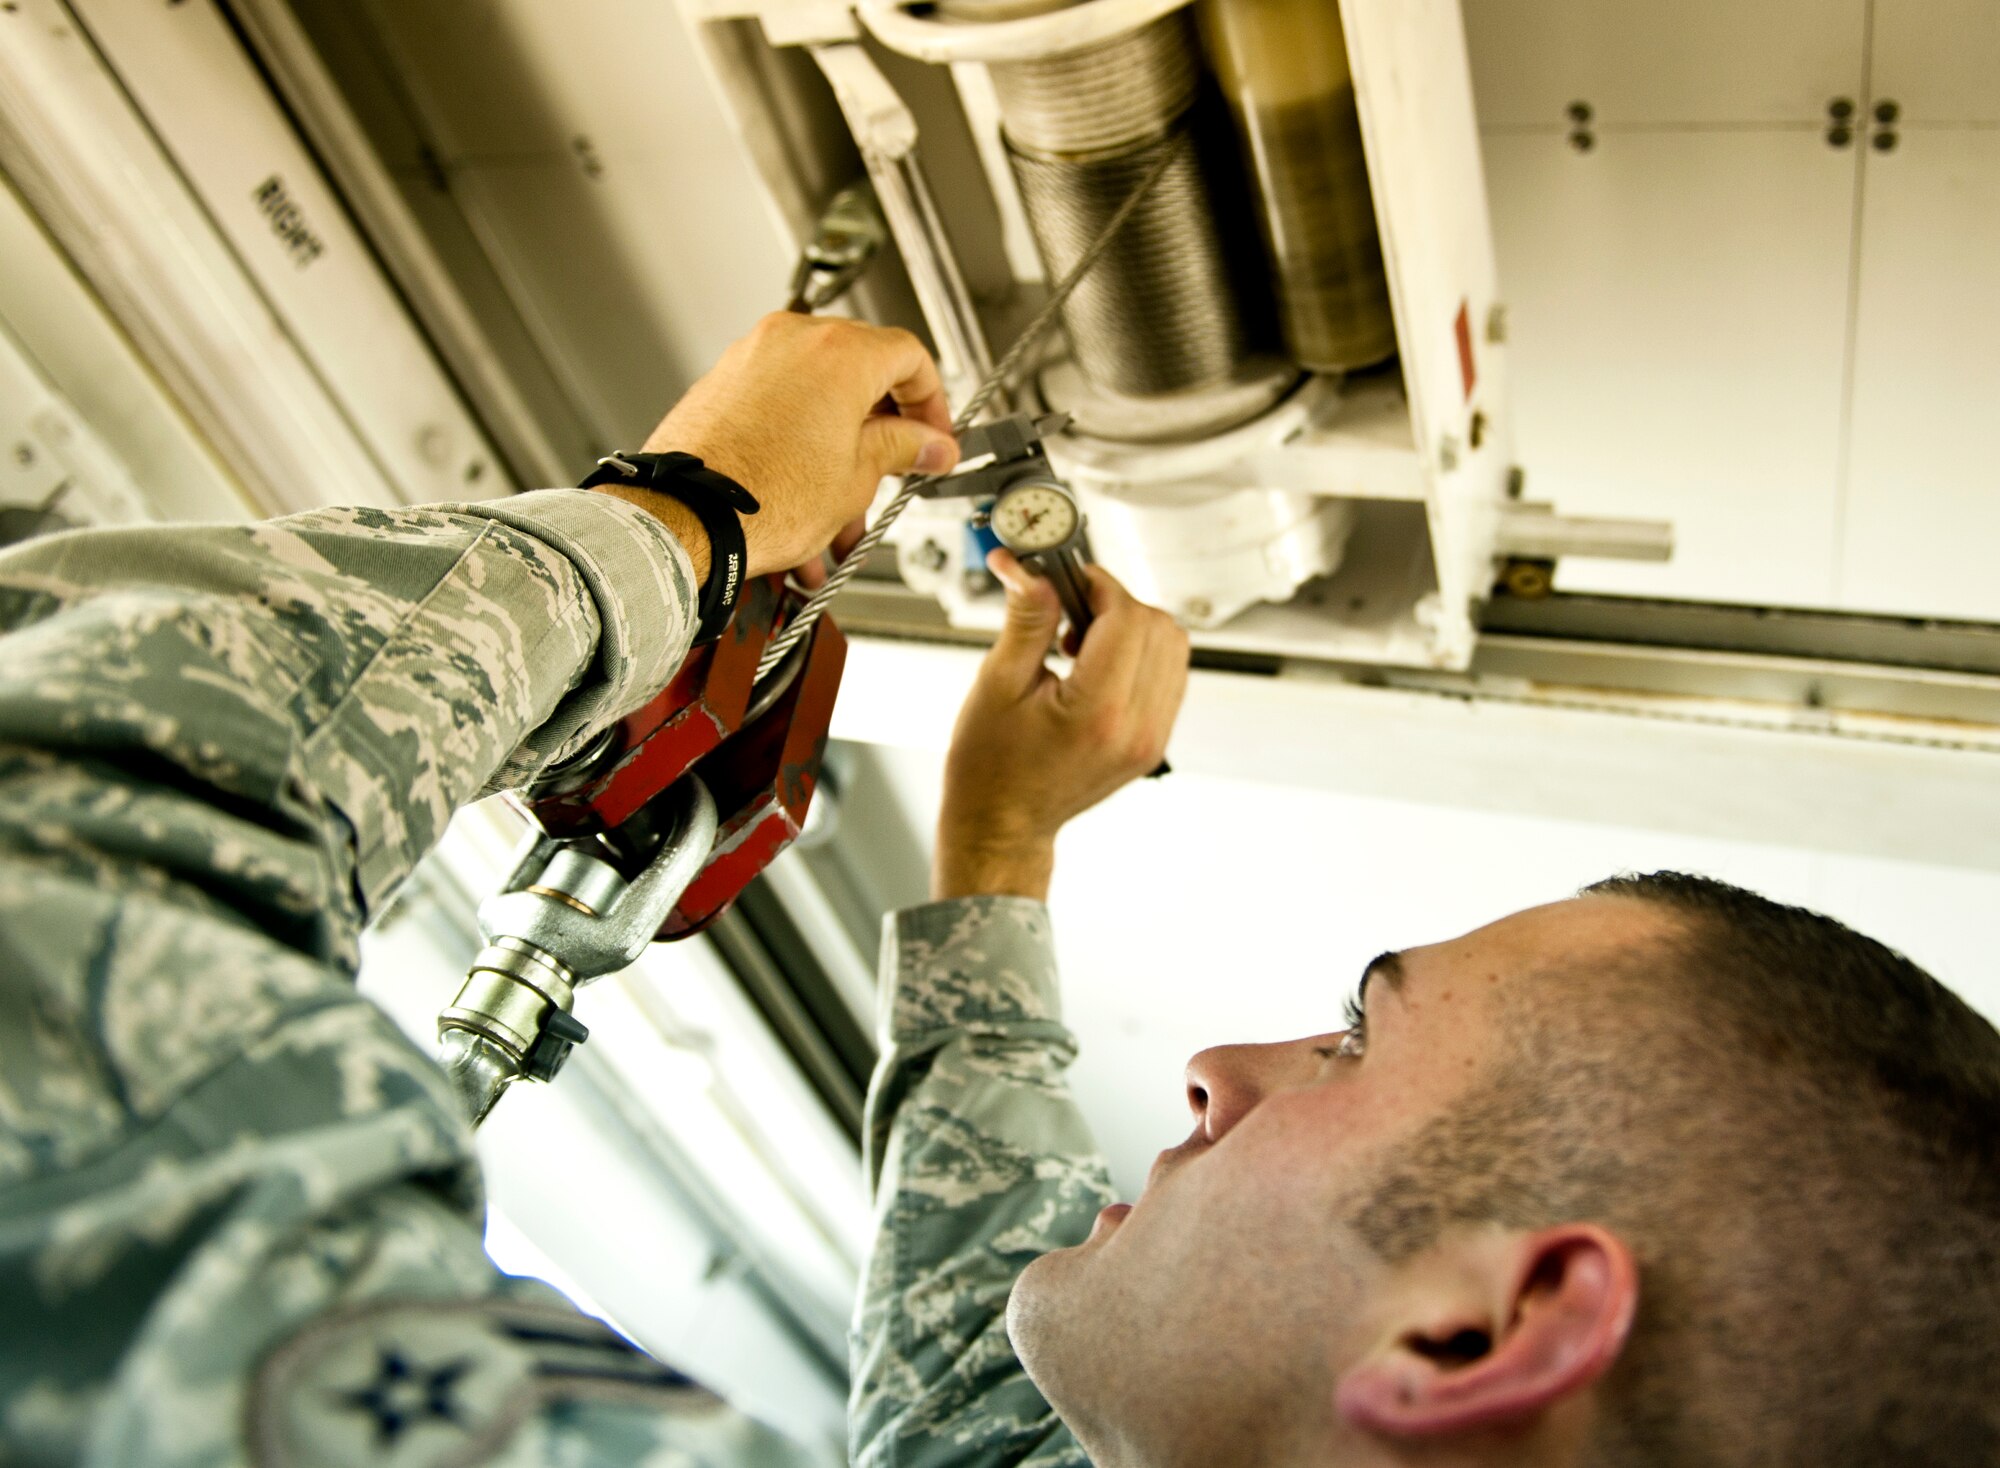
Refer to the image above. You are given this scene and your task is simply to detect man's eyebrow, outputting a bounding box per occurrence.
[1358,950,1406,1006]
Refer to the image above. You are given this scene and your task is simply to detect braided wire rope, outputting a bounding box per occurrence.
[754,145,1178,683]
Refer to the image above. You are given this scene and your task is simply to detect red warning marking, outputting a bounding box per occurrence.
[1454,299,1476,402]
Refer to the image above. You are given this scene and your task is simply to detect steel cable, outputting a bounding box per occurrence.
[754,144,1178,683]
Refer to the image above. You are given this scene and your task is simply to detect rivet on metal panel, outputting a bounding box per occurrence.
[1827,125,1854,149]
[1569,130,1595,154]
[1184,596,1213,622]
[1874,99,1899,124]
[1566,100,1592,124]
[1485,303,1508,344]
[1873,130,1898,153]
[1827,97,1855,121]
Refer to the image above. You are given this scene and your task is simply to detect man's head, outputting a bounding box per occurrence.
[1008,872,2000,1466]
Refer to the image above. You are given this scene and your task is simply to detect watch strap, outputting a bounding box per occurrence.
[581,452,760,645]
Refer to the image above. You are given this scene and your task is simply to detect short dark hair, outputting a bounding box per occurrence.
[1348,871,2000,1467]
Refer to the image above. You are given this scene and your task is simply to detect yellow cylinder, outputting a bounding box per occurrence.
[1197,0,1397,371]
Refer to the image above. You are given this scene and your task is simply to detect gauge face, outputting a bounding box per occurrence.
[990,482,1080,553]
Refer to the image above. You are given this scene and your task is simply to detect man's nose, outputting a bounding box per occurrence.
[1185,1039,1320,1142]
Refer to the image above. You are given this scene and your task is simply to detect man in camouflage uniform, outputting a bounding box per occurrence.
[0,313,1009,1467]
[8,294,1999,1468]
[852,569,2000,1465]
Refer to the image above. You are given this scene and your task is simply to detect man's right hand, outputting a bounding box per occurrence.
[616,313,960,582]
[934,551,1191,903]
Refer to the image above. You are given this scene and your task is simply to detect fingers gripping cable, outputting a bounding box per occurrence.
[753,146,1176,684]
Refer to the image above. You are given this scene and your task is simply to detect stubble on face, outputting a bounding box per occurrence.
[1007,899,1671,1466]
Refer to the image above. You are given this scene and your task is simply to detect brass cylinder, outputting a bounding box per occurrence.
[1197,0,1396,371]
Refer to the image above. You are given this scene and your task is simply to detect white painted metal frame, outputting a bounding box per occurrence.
[0,169,249,526]
[224,0,591,490]
[0,0,497,516]
[61,0,506,506]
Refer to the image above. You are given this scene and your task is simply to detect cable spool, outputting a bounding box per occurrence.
[940,0,1294,441]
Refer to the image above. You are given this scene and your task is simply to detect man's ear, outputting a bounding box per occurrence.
[1334,1224,1639,1439]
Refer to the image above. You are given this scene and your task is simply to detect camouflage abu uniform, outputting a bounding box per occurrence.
[851,899,1108,1467]
[0,486,1109,1466]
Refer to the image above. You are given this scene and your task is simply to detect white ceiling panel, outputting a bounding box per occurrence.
[1461,0,1867,128]
[1839,131,2000,620]
[1870,0,2000,125]
[1484,129,1856,606]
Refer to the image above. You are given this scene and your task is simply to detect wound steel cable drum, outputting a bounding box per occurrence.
[939,0,1291,439]
[1010,127,1244,399]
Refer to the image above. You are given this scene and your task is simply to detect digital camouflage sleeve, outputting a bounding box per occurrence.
[851,897,1114,1467]
[0,490,821,1467]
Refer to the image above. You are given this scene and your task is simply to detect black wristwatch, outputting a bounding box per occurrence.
[580,451,761,645]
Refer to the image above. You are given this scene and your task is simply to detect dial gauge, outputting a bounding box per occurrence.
[990,481,1080,553]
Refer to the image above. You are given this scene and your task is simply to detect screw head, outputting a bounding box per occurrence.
[914,539,948,572]
[1567,100,1592,124]
[1184,597,1213,622]
[1501,560,1554,600]
[1873,130,1898,152]
[1828,97,1855,120]
[1569,129,1595,153]
[1874,99,1899,124]
[1827,125,1853,148]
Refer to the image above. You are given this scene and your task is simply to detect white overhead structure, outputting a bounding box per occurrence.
[680,0,1668,669]
[3,0,1999,1433]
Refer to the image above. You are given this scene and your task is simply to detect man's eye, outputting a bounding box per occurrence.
[1332,993,1368,1060]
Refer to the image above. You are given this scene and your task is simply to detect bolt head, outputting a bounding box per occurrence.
[1873,130,1898,152]
[1828,97,1855,120]
[1874,99,1899,123]
[1827,125,1853,148]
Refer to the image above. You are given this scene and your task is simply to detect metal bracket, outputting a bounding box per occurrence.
[436,778,719,1125]
[786,180,887,314]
